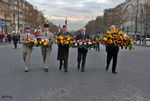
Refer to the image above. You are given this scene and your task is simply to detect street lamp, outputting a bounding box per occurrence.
[127,26,129,34]
[17,0,20,32]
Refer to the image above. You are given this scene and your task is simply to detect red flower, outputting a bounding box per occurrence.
[26,39,29,41]
[30,40,34,43]
[117,36,120,39]
[107,40,110,44]
[90,39,94,42]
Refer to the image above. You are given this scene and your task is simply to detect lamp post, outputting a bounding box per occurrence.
[134,0,140,42]
[127,26,129,34]
[17,0,20,32]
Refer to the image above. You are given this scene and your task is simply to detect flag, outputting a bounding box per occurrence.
[34,27,41,36]
[34,28,38,36]
[65,17,67,26]
[58,24,62,33]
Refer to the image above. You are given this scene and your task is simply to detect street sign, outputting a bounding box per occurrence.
[1,22,5,28]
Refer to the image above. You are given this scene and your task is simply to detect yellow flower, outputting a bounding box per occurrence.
[59,36,64,40]
[70,41,73,44]
[34,41,38,45]
[110,40,113,44]
[55,40,58,44]
[44,42,48,46]
[60,40,64,44]
[67,37,71,41]
[65,41,69,44]
[104,38,107,41]
[131,39,133,45]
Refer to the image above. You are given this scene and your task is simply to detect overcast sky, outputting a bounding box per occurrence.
[27,0,125,30]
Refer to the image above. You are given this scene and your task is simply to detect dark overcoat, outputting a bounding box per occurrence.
[57,32,71,61]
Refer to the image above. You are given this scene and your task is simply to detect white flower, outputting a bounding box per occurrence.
[34,39,37,41]
[88,42,92,45]
[41,39,45,42]
[75,43,78,46]
[79,42,83,45]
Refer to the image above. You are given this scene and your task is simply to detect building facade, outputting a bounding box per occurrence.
[0,0,46,34]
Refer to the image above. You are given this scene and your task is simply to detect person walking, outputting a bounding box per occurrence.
[76,27,90,72]
[40,24,53,72]
[13,33,19,49]
[20,25,34,72]
[57,25,71,73]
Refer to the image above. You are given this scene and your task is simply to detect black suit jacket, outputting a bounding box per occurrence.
[75,33,89,40]
[76,33,90,53]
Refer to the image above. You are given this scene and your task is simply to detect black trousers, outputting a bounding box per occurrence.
[96,43,100,51]
[78,48,87,69]
[14,42,18,49]
[107,51,118,72]
[60,60,68,71]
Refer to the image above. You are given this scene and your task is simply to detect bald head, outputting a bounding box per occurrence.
[81,27,86,34]
[111,25,116,30]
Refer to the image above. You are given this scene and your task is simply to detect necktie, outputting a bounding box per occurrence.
[83,33,85,39]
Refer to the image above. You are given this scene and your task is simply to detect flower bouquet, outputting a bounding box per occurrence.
[25,38,35,47]
[38,37,53,47]
[122,34,134,50]
[54,35,74,46]
[74,39,98,49]
[32,37,39,47]
[99,29,134,50]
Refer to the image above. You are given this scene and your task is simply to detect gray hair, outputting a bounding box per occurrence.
[81,27,86,31]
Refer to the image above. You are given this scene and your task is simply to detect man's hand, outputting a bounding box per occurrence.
[45,38,49,42]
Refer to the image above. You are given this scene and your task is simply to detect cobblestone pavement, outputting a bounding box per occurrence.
[0,44,150,101]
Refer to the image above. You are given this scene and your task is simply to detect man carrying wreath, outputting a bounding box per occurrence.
[20,25,34,72]
[40,24,54,72]
[57,25,71,72]
[105,25,119,74]
[76,27,89,72]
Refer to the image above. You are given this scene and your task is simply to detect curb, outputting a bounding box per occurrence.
[135,44,150,47]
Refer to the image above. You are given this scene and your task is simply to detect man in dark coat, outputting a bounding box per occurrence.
[13,33,19,49]
[0,34,3,43]
[57,25,71,72]
[105,25,119,74]
[94,34,100,51]
[7,34,12,43]
[76,27,89,72]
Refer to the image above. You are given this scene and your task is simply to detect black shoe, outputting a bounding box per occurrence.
[25,70,29,72]
[59,65,62,70]
[64,70,68,73]
[77,65,80,70]
[44,68,49,72]
[105,66,109,71]
[112,71,117,74]
[81,69,85,72]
